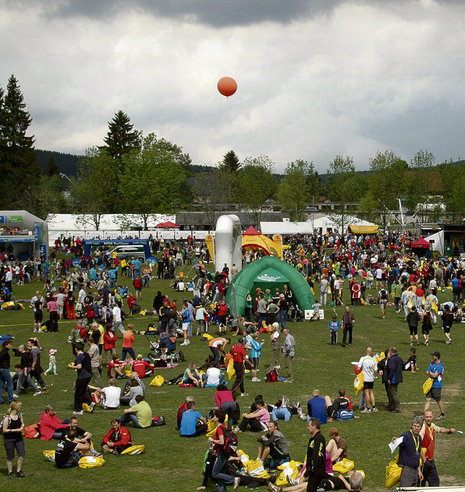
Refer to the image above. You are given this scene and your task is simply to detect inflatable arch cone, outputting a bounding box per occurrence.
[226,256,314,316]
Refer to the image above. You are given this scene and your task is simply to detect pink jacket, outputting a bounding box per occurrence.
[39,412,69,440]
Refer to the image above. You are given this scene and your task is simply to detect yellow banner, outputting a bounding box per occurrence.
[205,234,215,263]
[272,234,283,260]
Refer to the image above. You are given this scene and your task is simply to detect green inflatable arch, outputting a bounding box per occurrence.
[226,256,315,316]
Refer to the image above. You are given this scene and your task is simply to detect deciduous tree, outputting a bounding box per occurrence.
[278,160,320,221]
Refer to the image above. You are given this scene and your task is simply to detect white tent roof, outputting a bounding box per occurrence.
[46,214,175,231]
[260,221,314,235]
[313,215,377,234]
[425,230,445,255]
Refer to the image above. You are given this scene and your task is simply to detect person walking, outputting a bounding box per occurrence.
[2,401,26,479]
[420,409,456,487]
[341,306,354,347]
[392,417,423,487]
[304,418,326,492]
[231,338,247,397]
[69,342,92,415]
[282,328,296,383]
[0,340,14,405]
[384,347,403,413]
[424,351,446,419]
[357,347,378,414]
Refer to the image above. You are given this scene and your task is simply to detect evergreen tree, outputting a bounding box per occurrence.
[44,155,59,176]
[0,75,39,208]
[219,150,241,173]
[103,110,140,161]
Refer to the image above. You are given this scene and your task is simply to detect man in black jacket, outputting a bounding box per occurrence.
[384,347,403,413]
[305,417,326,492]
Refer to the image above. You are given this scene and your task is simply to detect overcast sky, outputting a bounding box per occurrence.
[1,0,464,172]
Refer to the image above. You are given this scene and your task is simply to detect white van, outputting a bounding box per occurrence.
[107,244,146,262]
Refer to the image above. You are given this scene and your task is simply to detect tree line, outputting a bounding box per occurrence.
[0,74,464,227]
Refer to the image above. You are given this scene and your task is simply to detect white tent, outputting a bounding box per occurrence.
[260,221,314,235]
[425,230,445,256]
[46,214,175,231]
[313,215,377,234]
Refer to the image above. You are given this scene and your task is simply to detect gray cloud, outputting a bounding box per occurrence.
[2,0,465,172]
[36,0,341,27]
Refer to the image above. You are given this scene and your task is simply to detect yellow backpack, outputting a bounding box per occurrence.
[121,445,145,455]
[78,455,106,469]
[150,374,165,387]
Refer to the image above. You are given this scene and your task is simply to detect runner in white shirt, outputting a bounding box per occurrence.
[357,346,378,414]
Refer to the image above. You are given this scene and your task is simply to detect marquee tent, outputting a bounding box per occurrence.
[425,230,445,255]
[242,226,281,257]
[411,237,430,248]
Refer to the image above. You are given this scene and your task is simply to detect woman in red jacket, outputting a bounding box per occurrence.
[103,324,117,365]
[39,405,69,440]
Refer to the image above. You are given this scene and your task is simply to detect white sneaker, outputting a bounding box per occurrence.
[372,407,378,413]
[251,377,261,382]
[33,391,42,397]
[180,341,188,346]
[13,393,19,399]
[240,392,248,397]
[361,408,371,414]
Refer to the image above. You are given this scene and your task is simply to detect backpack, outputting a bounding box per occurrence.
[151,416,166,427]
[337,409,355,420]
[265,365,278,383]
[221,427,239,455]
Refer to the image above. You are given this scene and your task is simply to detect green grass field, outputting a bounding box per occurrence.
[1,273,465,491]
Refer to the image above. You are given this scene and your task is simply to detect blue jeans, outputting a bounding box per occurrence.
[16,371,39,394]
[0,368,14,403]
[212,451,235,492]
[278,310,287,330]
[120,412,142,428]
[272,407,292,421]
[122,347,136,360]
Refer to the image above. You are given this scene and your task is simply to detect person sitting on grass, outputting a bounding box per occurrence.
[38,405,70,440]
[119,395,152,429]
[183,362,203,388]
[54,428,91,469]
[107,355,132,379]
[267,470,364,491]
[326,427,348,463]
[89,378,121,410]
[257,421,290,469]
[180,401,208,437]
[325,388,352,422]
[132,354,155,379]
[101,419,132,455]
[234,398,270,433]
[120,378,143,406]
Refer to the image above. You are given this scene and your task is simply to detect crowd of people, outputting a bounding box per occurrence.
[1,229,464,489]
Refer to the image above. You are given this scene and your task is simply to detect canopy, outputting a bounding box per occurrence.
[412,237,430,248]
[156,221,179,228]
[425,230,444,255]
[348,225,379,234]
[243,225,262,236]
[242,234,278,256]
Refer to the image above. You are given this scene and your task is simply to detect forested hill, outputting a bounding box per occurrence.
[35,148,465,181]
[36,149,81,177]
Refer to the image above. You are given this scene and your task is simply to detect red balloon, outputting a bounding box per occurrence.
[217,77,237,97]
